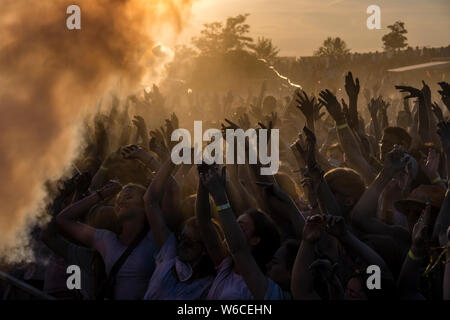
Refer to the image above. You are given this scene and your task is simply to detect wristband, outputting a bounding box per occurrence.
[337,123,348,130]
[432,176,442,184]
[216,203,231,212]
[408,249,423,261]
[100,166,108,172]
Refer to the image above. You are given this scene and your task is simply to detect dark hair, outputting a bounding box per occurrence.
[383,126,412,149]
[282,239,300,271]
[246,210,281,274]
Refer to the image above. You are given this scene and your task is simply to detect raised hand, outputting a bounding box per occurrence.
[368,98,379,118]
[292,126,317,169]
[411,203,433,257]
[74,172,92,195]
[296,91,323,128]
[395,85,424,100]
[383,145,409,176]
[255,181,292,205]
[302,214,325,243]
[250,103,263,121]
[419,148,441,183]
[437,121,450,156]
[98,180,122,199]
[319,89,344,123]
[221,118,240,137]
[344,71,360,101]
[258,111,278,131]
[237,113,251,130]
[309,258,339,283]
[132,115,148,137]
[163,113,179,150]
[198,165,227,202]
[121,144,148,161]
[437,81,450,111]
[149,128,169,161]
[325,215,347,239]
[421,80,432,103]
[431,102,445,122]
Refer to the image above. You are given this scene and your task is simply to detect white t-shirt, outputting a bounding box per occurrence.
[206,256,254,300]
[144,233,214,300]
[93,229,158,300]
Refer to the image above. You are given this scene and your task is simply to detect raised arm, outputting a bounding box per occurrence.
[196,165,228,266]
[291,215,324,300]
[319,89,376,184]
[397,204,432,298]
[344,72,361,133]
[350,147,410,244]
[326,215,392,279]
[200,166,269,299]
[56,182,121,247]
[143,158,175,248]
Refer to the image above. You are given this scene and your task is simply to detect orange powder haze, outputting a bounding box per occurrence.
[0,0,194,263]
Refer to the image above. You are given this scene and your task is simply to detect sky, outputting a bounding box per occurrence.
[177,0,450,56]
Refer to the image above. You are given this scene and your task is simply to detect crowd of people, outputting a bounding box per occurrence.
[3,58,450,300]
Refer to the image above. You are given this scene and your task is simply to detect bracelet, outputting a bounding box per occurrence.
[408,249,424,261]
[100,166,108,172]
[216,203,231,212]
[432,176,442,184]
[337,123,348,130]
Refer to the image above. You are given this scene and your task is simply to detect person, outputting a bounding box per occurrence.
[56,182,159,300]
[143,160,222,300]
[199,165,301,300]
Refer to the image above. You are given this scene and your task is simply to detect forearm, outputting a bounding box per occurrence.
[57,193,101,223]
[144,159,175,204]
[196,181,212,226]
[444,250,450,300]
[213,192,247,255]
[145,201,170,249]
[352,168,392,220]
[337,124,376,184]
[225,164,257,215]
[433,189,450,242]
[90,167,109,190]
[371,114,382,143]
[397,249,425,295]
[139,152,161,172]
[317,180,342,217]
[417,97,431,142]
[291,241,319,300]
[340,231,392,278]
[348,96,359,132]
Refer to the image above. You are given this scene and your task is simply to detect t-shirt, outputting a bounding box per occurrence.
[92,229,158,300]
[206,256,254,300]
[143,233,214,300]
[264,279,292,300]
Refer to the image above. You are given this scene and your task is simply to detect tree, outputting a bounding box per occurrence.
[314,37,350,56]
[191,14,254,56]
[249,37,280,64]
[382,21,408,51]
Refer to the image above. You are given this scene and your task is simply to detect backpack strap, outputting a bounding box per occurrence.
[96,227,149,300]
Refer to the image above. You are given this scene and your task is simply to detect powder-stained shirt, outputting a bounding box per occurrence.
[93,229,158,300]
[144,233,214,300]
[206,256,254,300]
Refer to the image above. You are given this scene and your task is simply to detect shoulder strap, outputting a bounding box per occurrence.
[96,227,149,300]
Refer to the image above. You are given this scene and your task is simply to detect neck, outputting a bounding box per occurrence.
[118,217,145,245]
